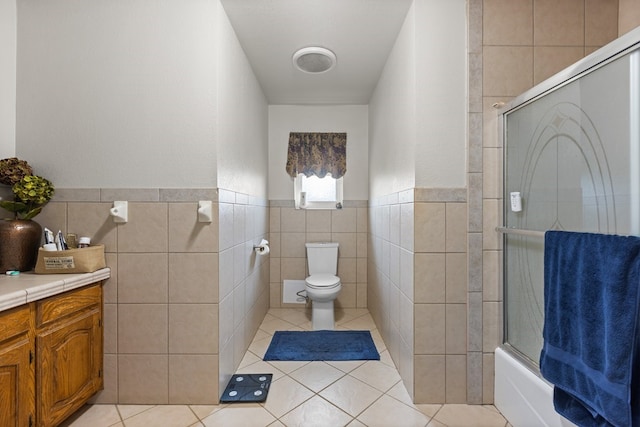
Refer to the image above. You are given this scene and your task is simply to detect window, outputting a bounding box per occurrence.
[294,173,343,209]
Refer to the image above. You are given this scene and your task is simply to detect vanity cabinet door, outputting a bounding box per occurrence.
[0,305,35,427]
[36,285,103,427]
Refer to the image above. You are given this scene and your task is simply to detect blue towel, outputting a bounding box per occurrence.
[540,231,640,427]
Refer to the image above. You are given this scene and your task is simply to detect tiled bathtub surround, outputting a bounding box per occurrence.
[36,188,269,405]
[368,188,468,404]
[470,0,624,405]
[268,201,368,310]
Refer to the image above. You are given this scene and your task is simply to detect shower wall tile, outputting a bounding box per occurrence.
[483,0,533,46]
[482,250,501,302]
[415,304,446,354]
[445,203,467,252]
[482,301,501,353]
[168,253,218,304]
[414,355,446,402]
[169,354,218,404]
[118,354,168,404]
[306,210,331,232]
[446,304,467,355]
[118,203,168,252]
[414,253,446,304]
[468,112,483,172]
[534,0,585,46]
[55,187,264,405]
[586,0,619,45]
[446,355,467,403]
[169,202,218,253]
[281,207,306,232]
[483,46,534,97]
[414,203,446,253]
[533,46,585,85]
[118,253,168,303]
[118,304,168,354]
[169,304,218,354]
[446,253,467,304]
[67,202,117,251]
[482,148,502,200]
[483,97,503,149]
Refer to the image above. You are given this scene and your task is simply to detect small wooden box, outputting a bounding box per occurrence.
[34,244,106,274]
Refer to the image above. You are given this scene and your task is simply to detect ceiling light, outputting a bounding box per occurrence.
[292,47,337,74]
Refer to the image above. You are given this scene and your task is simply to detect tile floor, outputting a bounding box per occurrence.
[62,308,511,427]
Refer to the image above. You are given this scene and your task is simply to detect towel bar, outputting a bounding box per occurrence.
[496,227,546,238]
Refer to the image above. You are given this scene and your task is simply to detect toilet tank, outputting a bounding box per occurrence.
[305,242,339,275]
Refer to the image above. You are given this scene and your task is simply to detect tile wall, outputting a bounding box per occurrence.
[36,187,269,405]
[368,188,467,404]
[268,201,368,309]
[468,0,620,404]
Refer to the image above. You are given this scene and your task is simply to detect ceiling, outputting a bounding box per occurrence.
[219,0,413,105]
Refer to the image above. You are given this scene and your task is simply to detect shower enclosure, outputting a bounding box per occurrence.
[495,27,640,426]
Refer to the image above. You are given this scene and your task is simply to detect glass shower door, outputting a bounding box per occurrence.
[502,48,640,364]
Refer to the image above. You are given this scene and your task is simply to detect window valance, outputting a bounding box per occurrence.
[285,132,347,179]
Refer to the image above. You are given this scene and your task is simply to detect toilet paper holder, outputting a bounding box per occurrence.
[253,239,270,255]
[110,201,128,223]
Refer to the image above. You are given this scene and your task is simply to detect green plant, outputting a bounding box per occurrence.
[0,158,55,220]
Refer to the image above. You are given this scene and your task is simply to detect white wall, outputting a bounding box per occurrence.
[216,1,268,197]
[268,105,369,201]
[0,0,16,158]
[369,0,467,197]
[16,0,218,188]
[415,0,467,188]
[369,2,416,198]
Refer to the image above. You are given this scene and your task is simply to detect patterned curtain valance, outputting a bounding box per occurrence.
[285,132,347,179]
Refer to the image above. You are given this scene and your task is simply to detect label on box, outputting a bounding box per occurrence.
[43,256,76,270]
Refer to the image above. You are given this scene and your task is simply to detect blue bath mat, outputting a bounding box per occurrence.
[263,330,380,361]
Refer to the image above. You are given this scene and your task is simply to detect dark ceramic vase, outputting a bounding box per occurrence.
[0,219,42,272]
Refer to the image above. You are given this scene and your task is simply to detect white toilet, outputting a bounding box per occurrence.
[305,242,341,330]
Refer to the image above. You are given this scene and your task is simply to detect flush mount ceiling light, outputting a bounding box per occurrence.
[293,47,337,74]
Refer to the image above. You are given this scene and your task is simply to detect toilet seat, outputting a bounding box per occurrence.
[305,274,340,289]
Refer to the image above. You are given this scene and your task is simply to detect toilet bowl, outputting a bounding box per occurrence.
[305,243,341,330]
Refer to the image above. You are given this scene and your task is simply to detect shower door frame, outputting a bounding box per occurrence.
[498,26,640,369]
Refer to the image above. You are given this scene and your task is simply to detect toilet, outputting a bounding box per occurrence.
[305,242,341,330]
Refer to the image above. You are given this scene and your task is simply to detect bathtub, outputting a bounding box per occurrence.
[494,346,577,427]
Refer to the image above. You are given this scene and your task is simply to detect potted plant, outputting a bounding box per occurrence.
[0,157,55,272]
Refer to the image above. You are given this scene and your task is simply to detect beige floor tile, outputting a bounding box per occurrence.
[386,380,414,406]
[433,404,507,427]
[260,317,299,334]
[201,405,276,427]
[289,361,346,392]
[379,349,396,368]
[122,405,198,427]
[349,360,402,392]
[60,404,121,427]
[325,359,366,373]
[188,405,226,420]
[346,420,367,427]
[116,405,155,420]
[248,335,273,358]
[237,360,287,382]
[319,375,383,417]
[427,419,447,427]
[266,360,310,374]
[369,329,387,352]
[357,395,430,427]
[238,351,261,368]
[262,375,315,418]
[415,404,443,419]
[340,313,376,330]
[279,395,353,427]
[268,308,311,326]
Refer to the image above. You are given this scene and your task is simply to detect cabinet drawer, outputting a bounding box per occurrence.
[0,304,32,341]
[36,284,102,329]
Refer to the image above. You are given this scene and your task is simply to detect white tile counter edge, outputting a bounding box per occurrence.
[0,268,111,312]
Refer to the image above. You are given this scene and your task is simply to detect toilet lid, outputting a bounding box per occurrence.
[306,274,340,289]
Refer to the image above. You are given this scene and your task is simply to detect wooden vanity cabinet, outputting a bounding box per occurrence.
[36,284,103,427]
[0,282,103,427]
[0,304,35,427]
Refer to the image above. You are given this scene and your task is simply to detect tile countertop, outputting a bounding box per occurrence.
[0,268,111,312]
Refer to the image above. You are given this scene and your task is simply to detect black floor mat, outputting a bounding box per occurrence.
[220,374,273,403]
